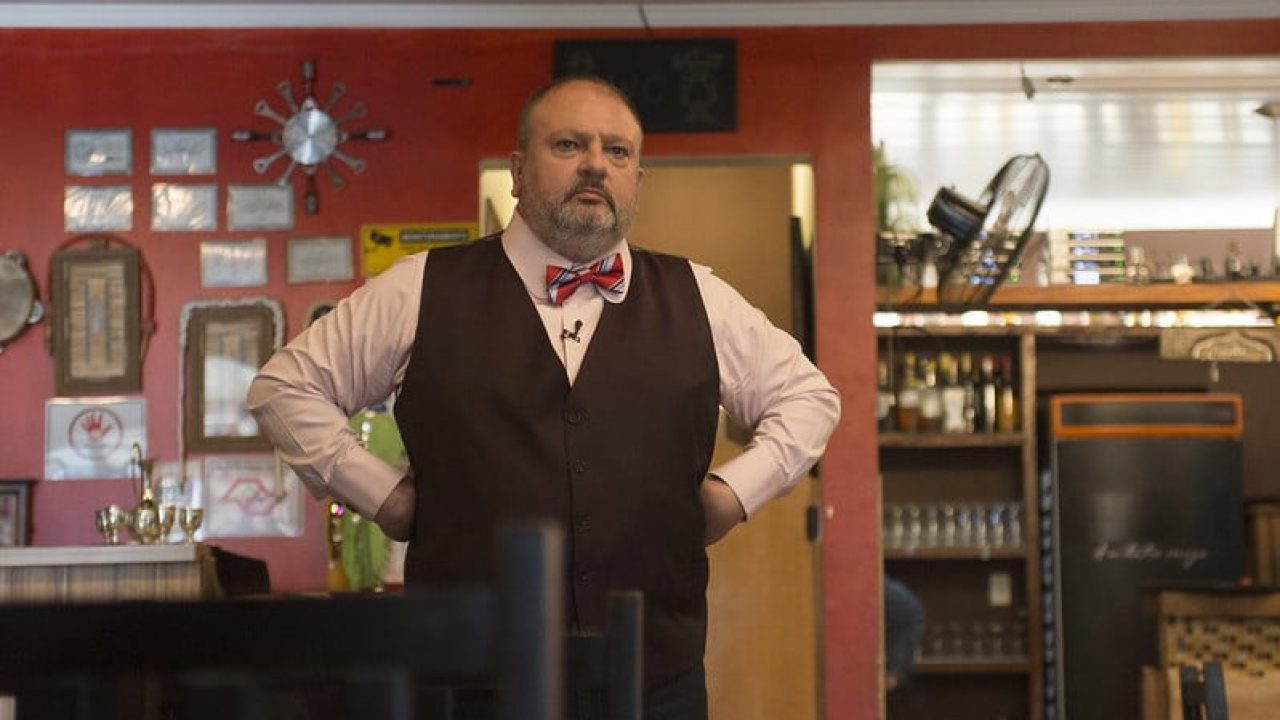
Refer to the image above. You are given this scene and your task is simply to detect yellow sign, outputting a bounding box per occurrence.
[360,222,479,276]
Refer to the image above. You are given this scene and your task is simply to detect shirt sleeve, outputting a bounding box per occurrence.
[246,254,424,518]
[693,264,842,518]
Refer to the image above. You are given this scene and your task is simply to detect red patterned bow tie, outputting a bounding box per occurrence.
[546,253,625,305]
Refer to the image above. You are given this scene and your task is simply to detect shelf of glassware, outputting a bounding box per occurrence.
[877,281,1280,309]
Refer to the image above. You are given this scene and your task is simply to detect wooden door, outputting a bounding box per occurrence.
[630,161,821,720]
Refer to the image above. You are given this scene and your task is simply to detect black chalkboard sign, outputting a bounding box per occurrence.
[553,38,737,133]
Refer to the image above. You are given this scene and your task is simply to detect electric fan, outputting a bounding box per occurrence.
[926,154,1050,306]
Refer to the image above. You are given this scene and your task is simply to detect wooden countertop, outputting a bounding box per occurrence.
[0,543,209,567]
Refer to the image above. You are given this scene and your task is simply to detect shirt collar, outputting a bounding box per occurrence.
[501,209,632,305]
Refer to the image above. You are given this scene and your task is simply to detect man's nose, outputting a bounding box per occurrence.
[578,143,607,175]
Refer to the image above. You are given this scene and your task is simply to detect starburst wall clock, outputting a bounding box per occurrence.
[230,59,389,214]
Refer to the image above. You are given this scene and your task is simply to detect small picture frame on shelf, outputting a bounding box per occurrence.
[0,479,34,547]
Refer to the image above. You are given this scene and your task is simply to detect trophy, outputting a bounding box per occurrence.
[94,504,132,545]
[126,443,168,544]
[177,507,204,544]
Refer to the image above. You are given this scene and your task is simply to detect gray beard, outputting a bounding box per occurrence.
[521,193,634,264]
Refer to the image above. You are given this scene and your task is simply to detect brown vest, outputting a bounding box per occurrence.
[396,236,720,687]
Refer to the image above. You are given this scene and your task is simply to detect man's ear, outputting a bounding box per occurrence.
[509,151,524,198]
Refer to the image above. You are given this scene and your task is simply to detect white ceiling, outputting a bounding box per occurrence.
[876,58,1280,95]
[4,0,1280,28]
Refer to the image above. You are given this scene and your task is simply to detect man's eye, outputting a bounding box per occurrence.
[607,146,631,159]
[554,139,579,151]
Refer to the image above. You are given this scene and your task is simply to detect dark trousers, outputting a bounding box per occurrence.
[435,664,707,720]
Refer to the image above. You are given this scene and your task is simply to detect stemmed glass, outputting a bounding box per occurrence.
[177,507,204,544]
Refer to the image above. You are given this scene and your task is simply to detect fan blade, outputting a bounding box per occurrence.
[276,80,299,114]
[252,148,289,174]
[331,149,366,175]
[301,59,316,100]
[321,159,348,189]
[323,82,348,114]
[254,100,289,126]
[275,159,298,186]
[335,101,367,125]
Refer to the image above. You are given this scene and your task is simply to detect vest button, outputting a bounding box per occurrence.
[574,513,591,529]
[572,460,586,474]
[577,571,592,583]
[566,410,581,424]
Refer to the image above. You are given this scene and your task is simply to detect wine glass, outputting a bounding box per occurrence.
[178,507,204,544]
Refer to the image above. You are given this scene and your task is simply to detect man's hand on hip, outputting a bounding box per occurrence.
[701,474,746,546]
[374,473,416,542]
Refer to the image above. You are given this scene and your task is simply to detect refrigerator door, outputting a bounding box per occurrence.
[1046,394,1245,720]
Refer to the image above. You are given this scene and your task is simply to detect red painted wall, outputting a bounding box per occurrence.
[2,20,1278,719]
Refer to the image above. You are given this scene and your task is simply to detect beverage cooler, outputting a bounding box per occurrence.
[1040,394,1245,720]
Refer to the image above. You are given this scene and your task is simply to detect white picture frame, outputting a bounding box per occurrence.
[200,238,268,288]
[202,455,303,538]
[287,236,354,284]
[150,128,217,175]
[227,184,294,231]
[151,183,218,231]
[64,185,133,232]
[44,396,147,480]
[65,128,132,176]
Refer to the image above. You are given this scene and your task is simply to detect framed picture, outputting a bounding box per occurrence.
[227,184,294,231]
[44,397,146,480]
[152,183,218,231]
[50,245,142,395]
[150,128,217,175]
[0,479,34,546]
[287,236,354,284]
[180,299,283,453]
[200,238,267,288]
[66,128,132,176]
[64,185,133,232]
[203,455,303,538]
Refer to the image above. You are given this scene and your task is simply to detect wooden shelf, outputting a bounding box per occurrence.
[885,546,1027,561]
[879,432,1025,448]
[913,658,1033,675]
[877,281,1280,310]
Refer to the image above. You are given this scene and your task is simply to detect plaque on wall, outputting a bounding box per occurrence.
[360,222,477,277]
[180,298,282,453]
[554,38,737,133]
[65,128,132,176]
[50,245,142,395]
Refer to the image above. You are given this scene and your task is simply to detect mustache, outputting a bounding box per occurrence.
[564,180,615,211]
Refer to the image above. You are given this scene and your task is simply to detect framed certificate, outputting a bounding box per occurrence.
[227,184,294,231]
[50,246,142,395]
[287,236,354,284]
[151,183,218,231]
[66,128,132,176]
[44,397,146,480]
[181,299,282,453]
[200,238,268,288]
[202,455,303,538]
[150,128,217,175]
[64,185,133,232]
